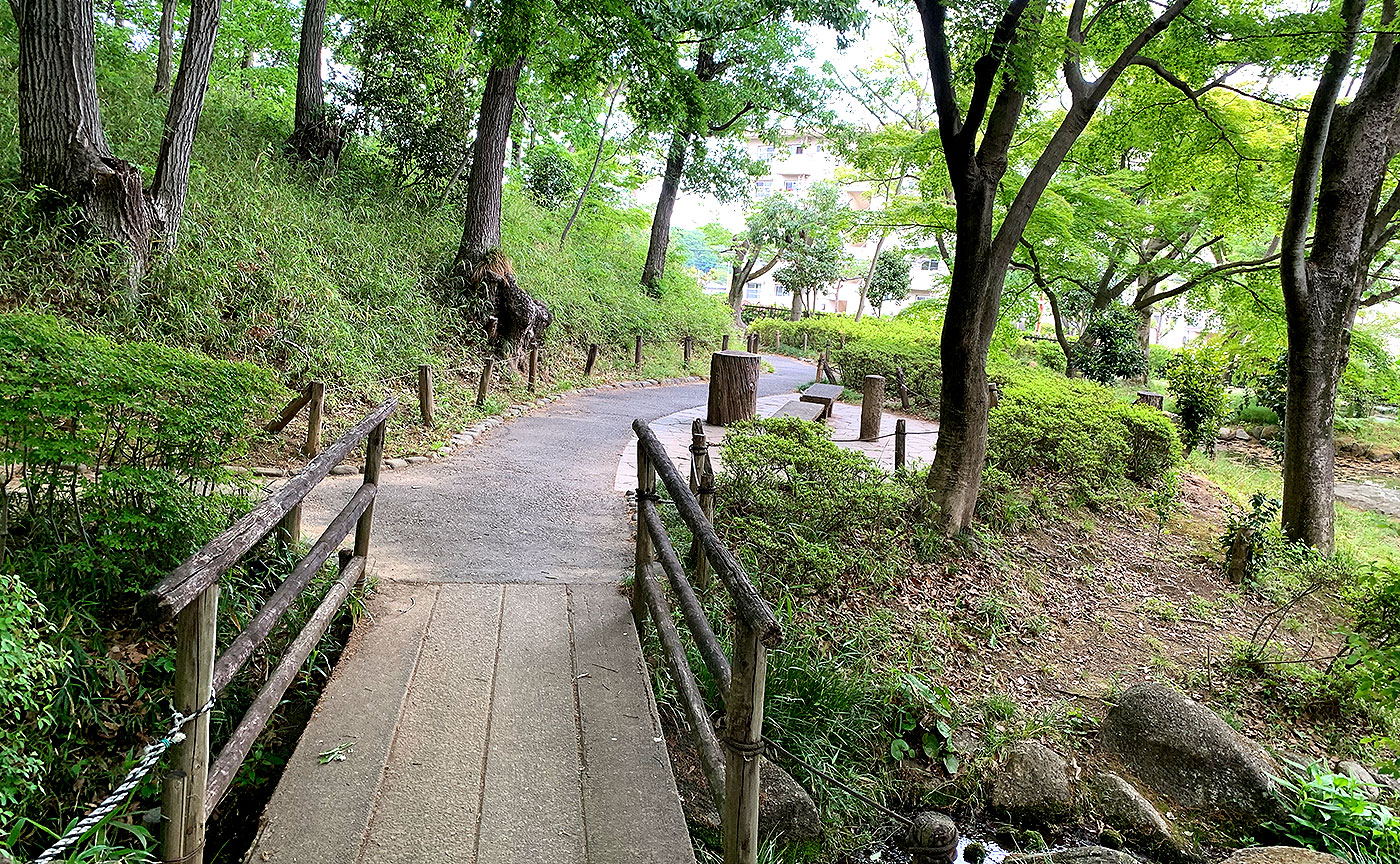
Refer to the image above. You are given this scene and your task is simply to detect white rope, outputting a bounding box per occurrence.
[30,698,215,864]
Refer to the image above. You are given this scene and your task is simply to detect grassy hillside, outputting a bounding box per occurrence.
[0,23,731,395]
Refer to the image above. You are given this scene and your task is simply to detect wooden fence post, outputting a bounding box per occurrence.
[895,418,907,471]
[895,365,911,411]
[476,358,495,408]
[354,420,387,559]
[683,336,693,367]
[302,381,325,456]
[277,504,302,549]
[418,365,434,427]
[634,443,655,642]
[163,582,218,864]
[688,419,715,589]
[860,375,885,441]
[528,346,540,393]
[722,334,731,351]
[722,621,767,864]
[774,329,781,350]
[584,344,599,377]
[802,332,809,352]
[635,334,644,368]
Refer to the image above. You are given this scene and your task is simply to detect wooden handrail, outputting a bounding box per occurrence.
[142,398,397,621]
[631,419,781,646]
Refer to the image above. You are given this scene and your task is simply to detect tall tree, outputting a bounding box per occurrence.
[287,0,342,161]
[155,0,177,93]
[1279,0,1400,551]
[16,0,223,276]
[913,0,1203,534]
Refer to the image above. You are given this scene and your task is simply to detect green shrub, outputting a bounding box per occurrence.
[830,339,941,410]
[1270,761,1400,864]
[1027,338,1068,373]
[0,572,69,825]
[1149,345,1178,379]
[983,369,1180,507]
[1165,346,1230,454]
[522,145,578,209]
[1076,304,1147,384]
[1235,403,1280,425]
[717,417,915,592]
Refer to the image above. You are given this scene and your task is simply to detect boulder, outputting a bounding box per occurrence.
[1369,448,1395,463]
[1089,771,1179,852]
[1337,761,1382,799]
[1099,683,1280,823]
[669,735,821,843]
[1373,768,1400,796]
[1223,848,1345,864]
[1008,847,1138,864]
[988,741,1075,823]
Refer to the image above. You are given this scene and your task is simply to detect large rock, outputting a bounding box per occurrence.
[668,734,821,843]
[1089,771,1180,853]
[988,741,1075,824]
[1099,683,1280,823]
[1223,848,1345,864]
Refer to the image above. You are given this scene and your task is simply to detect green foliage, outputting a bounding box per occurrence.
[866,248,912,313]
[522,145,578,209]
[982,368,1180,512]
[717,418,915,592]
[1270,761,1400,864]
[1149,345,1179,379]
[1076,304,1147,384]
[0,572,68,825]
[1164,346,1230,454]
[1340,331,1400,418]
[830,339,940,410]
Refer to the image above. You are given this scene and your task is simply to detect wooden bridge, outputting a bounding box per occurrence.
[106,360,818,864]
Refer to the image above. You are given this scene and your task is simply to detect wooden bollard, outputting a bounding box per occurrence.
[894,418,907,471]
[635,334,643,368]
[802,332,809,351]
[895,365,911,411]
[722,334,731,351]
[584,343,599,376]
[688,418,715,589]
[302,381,325,456]
[683,336,693,367]
[527,346,539,393]
[476,358,495,407]
[277,503,302,548]
[418,364,434,427]
[860,374,885,441]
[775,329,782,350]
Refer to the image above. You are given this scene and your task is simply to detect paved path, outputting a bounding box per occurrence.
[248,355,815,864]
[1336,481,1400,518]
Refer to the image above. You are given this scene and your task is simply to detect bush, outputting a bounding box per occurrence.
[717,417,915,592]
[522,145,577,209]
[1149,345,1178,379]
[1165,346,1230,454]
[1076,304,1147,384]
[984,369,1180,507]
[0,573,68,825]
[1270,760,1400,864]
[830,339,941,411]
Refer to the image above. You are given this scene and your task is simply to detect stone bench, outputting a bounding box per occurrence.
[799,383,844,420]
[770,400,826,422]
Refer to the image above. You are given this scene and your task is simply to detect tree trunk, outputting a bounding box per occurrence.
[155,0,176,94]
[288,0,338,162]
[788,285,803,321]
[1281,321,1349,551]
[449,57,551,358]
[148,0,222,246]
[561,85,619,245]
[924,180,999,534]
[642,131,690,293]
[706,351,760,425]
[1135,306,1152,383]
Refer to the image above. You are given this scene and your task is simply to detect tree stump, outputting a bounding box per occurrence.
[860,374,885,441]
[707,351,760,425]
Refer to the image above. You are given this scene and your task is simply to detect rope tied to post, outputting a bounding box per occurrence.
[721,735,765,760]
[29,697,216,864]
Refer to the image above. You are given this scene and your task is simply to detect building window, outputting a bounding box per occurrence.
[774,283,789,297]
[758,145,776,158]
[795,145,805,154]
[920,258,937,270]
[745,283,761,300]
[755,180,773,197]
[784,180,799,191]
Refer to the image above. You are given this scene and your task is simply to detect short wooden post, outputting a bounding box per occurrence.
[584,344,599,377]
[774,329,781,350]
[634,444,656,642]
[276,503,302,549]
[302,381,325,456]
[860,374,885,442]
[635,334,644,368]
[722,621,767,864]
[528,346,540,393]
[894,418,907,471]
[895,365,911,411]
[418,364,434,427]
[476,358,495,408]
[354,420,387,558]
[688,419,715,589]
[163,582,218,864]
[802,332,809,351]
[722,334,731,351]
[683,336,693,367]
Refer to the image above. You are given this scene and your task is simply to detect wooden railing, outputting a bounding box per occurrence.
[139,397,395,864]
[630,419,782,864]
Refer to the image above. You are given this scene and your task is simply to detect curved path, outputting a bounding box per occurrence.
[248,356,814,864]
